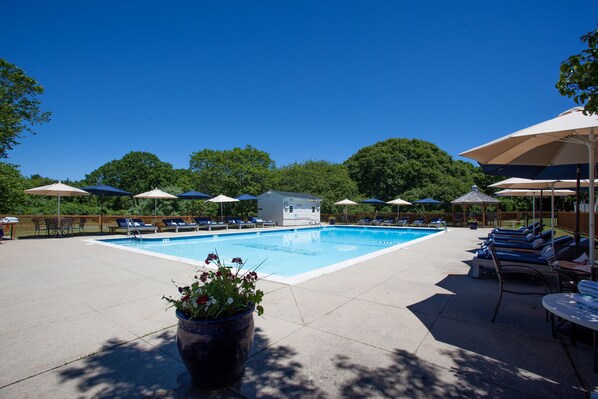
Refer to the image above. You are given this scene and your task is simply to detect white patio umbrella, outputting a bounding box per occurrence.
[385,198,412,219]
[25,181,89,222]
[206,194,239,221]
[134,188,178,223]
[461,106,598,264]
[334,199,358,224]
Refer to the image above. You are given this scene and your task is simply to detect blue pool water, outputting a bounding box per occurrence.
[100,226,441,283]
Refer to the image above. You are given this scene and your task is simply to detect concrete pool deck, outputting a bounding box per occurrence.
[0,227,596,398]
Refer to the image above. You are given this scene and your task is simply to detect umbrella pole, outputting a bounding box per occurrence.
[551,184,555,248]
[576,164,581,248]
[154,198,157,224]
[589,130,595,275]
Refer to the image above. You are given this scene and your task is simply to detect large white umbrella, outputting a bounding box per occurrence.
[385,198,412,219]
[461,107,598,264]
[134,188,178,223]
[206,194,239,221]
[25,181,89,222]
[334,199,358,224]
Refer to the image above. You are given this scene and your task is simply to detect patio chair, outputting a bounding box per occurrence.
[71,217,86,236]
[59,217,73,237]
[45,218,59,236]
[32,217,42,237]
[487,244,551,322]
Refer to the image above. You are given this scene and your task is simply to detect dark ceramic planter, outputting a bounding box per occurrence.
[176,307,255,389]
[469,223,478,230]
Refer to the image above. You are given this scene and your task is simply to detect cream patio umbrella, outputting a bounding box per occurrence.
[385,198,412,219]
[134,188,178,224]
[334,199,358,224]
[461,106,598,264]
[207,194,239,221]
[25,181,90,223]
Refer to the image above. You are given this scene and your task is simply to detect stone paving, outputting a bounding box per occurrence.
[0,227,595,398]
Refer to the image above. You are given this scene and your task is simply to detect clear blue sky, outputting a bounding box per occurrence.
[2,1,597,181]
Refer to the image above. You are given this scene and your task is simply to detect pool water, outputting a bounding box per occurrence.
[100,226,442,284]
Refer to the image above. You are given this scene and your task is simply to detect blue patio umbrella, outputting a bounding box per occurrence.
[414,198,444,205]
[236,194,258,201]
[81,185,133,233]
[177,191,212,200]
[81,185,132,197]
[361,198,386,218]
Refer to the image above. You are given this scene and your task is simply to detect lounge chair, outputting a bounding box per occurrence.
[471,238,588,278]
[483,236,575,253]
[489,222,542,237]
[356,217,371,225]
[224,217,256,229]
[193,217,228,231]
[249,217,276,228]
[411,218,425,227]
[380,217,396,226]
[162,218,198,233]
[369,217,385,225]
[427,218,446,228]
[110,218,157,236]
[487,229,552,243]
[396,217,409,227]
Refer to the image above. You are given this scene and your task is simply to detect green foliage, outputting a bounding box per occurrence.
[271,160,358,214]
[0,59,51,158]
[0,162,25,213]
[557,26,598,115]
[189,145,275,197]
[344,138,478,206]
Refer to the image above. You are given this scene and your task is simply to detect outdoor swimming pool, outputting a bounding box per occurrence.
[98,226,443,284]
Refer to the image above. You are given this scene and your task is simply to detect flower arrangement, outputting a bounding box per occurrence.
[163,252,264,320]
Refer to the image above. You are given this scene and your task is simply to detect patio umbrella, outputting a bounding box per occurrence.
[177,191,212,200]
[81,185,132,233]
[25,181,90,223]
[236,194,258,201]
[361,198,386,219]
[134,188,178,224]
[414,198,444,205]
[207,194,239,221]
[334,198,358,224]
[461,106,598,263]
[386,198,412,219]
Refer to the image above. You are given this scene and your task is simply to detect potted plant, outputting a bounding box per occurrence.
[329,217,336,225]
[163,253,264,389]
[468,219,479,230]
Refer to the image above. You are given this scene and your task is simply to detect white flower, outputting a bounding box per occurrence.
[211,298,218,305]
[192,302,198,308]
[227,297,234,305]
[194,288,203,295]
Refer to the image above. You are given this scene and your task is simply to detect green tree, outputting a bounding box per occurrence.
[0,59,51,158]
[344,138,479,206]
[84,151,178,214]
[0,162,26,213]
[271,161,358,214]
[557,26,598,115]
[189,145,275,197]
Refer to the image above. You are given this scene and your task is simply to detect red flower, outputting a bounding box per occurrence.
[199,272,208,282]
[181,295,190,302]
[197,295,208,305]
[232,257,243,264]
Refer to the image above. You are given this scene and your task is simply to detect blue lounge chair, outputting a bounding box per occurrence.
[162,218,198,233]
[249,217,276,227]
[380,217,396,226]
[411,218,425,227]
[225,217,256,229]
[488,229,552,243]
[489,222,542,237]
[356,217,371,225]
[396,217,409,227]
[369,217,385,225]
[111,218,157,236]
[193,217,228,230]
